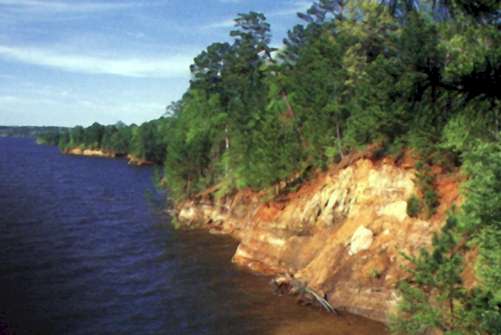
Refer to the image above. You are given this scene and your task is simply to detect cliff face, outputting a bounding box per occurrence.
[176,154,461,323]
[65,147,117,158]
[126,154,154,166]
[64,148,153,166]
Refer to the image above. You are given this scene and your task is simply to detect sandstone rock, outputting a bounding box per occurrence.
[349,226,374,256]
[65,147,116,158]
[127,154,154,166]
[178,206,199,224]
[175,156,460,324]
[378,201,408,222]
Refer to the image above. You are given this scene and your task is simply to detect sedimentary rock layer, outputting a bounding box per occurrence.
[176,155,460,323]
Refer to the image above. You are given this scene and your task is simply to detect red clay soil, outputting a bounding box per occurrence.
[176,147,471,323]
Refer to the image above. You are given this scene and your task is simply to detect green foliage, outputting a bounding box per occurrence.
[36,5,500,330]
[42,118,167,164]
[406,195,421,218]
[394,222,501,335]
[451,0,501,22]
[440,110,489,155]
[415,162,439,218]
[461,141,501,302]
[42,0,499,206]
[130,118,170,163]
[36,128,64,146]
[2,126,65,139]
[391,217,468,334]
[58,130,70,150]
[390,282,443,334]
[370,268,382,279]
[423,189,439,217]
[393,142,501,335]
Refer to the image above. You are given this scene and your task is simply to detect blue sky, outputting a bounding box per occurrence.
[0,0,309,127]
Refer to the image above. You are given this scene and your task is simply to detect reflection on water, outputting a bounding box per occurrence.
[0,138,387,335]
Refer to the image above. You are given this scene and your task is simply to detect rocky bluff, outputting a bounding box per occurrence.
[175,152,461,323]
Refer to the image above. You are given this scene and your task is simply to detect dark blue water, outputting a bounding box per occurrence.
[0,138,386,335]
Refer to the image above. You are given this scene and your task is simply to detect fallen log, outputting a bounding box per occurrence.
[271,273,337,314]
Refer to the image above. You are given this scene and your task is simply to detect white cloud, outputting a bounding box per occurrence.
[0,0,138,13]
[0,45,193,78]
[0,95,19,103]
[203,0,310,30]
[202,18,235,29]
[268,0,311,17]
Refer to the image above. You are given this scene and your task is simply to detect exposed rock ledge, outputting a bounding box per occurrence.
[175,154,460,324]
[63,148,153,166]
[126,154,154,166]
[65,147,117,158]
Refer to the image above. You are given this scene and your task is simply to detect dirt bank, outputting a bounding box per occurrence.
[63,147,154,166]
[175,151,462,323]
[64,147,117,158]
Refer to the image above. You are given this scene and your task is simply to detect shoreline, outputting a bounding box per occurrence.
[59,142,388,330]
[58,143,463,328]
[173,150,463,325]
[63,147,155,166]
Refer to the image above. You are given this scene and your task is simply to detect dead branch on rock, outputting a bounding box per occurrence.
[271,273,337,314]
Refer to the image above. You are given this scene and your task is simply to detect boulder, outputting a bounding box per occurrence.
[349,226,374,256]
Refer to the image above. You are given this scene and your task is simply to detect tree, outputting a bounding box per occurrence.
[129,120,168,163]
[298,0,348,24]
[379,0,419,18]
[393,141,501,335]
[392,217,466,334]
[461,142,501,302]
[83,122,105,149]
[230,12,275,61]
[452,0,501,23]
[217,12,275,189]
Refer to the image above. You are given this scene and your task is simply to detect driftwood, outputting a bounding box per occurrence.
[271,273,337,314]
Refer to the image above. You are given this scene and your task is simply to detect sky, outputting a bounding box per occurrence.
[0,0,310,127]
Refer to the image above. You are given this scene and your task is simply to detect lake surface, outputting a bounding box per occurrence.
[0,137,387,335]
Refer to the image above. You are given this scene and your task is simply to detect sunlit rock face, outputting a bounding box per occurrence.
[126,154,154,166]
[176,156,461,323]
[65,147,116,158]
[348,226,373,256]
[63,147,154,166]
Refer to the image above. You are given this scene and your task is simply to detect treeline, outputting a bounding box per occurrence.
[38,119,171,164]
[0,126,67,138]
[163,0,500,201]
[163,2,500,332]
[39,1,500,332]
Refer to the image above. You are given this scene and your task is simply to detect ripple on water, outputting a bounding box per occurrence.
[0,138,388,335]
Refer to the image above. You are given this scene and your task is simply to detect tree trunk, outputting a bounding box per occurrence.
[494,102,499,140]
[224,125,229,150]
[224,125,230,175]
[282,93,295,119]
[449,293,455,329]
[336,122,344,159]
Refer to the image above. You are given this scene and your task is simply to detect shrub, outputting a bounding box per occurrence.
[407,195,421,218]
[423,190,439,218]
[370,268,382,279]
[415,162,440,218]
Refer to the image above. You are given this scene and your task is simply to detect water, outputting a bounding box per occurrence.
[0,138,387,335]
